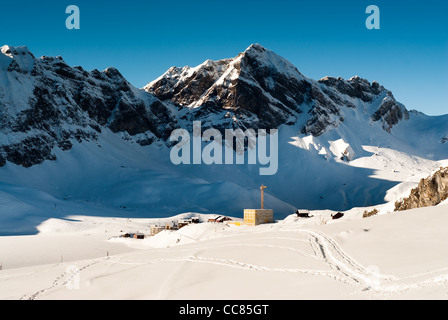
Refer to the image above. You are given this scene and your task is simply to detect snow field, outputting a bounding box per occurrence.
[1,202,447,300]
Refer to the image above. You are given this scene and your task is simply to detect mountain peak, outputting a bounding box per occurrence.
[239,43,304,80]
[244,43,267,53]
[145,44,416,137]
[104,67,125,79]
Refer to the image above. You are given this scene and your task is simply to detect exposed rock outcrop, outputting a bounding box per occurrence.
[371,92,409,133]
[395,167,448,211]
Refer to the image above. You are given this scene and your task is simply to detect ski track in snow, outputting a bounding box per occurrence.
[302,229,396,288]
[104,229,448,297]
[19,258,108,300]
[295,229,448,294]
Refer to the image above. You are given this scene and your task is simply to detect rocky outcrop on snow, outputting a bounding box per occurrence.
[371,92,409,133]
[0,45,177,167]
[395,167,448,211]
[318,76,383,103]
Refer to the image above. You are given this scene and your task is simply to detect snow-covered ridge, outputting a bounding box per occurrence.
[145,43,416,140]
[0,44,178,167]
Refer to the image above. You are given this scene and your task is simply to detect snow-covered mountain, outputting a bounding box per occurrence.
[0,45,177,168]
[145,44,446,159]
[0,44,447,235]
[145,44,410,136]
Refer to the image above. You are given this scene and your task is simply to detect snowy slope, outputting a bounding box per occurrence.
[0,128,297,235]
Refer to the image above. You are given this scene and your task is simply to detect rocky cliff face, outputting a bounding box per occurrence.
[371,92,409,133]
[0,45,177,167]
[146,44,308,131]
[395,167,448,211]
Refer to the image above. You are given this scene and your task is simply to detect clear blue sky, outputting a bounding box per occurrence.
[1,0,447,115]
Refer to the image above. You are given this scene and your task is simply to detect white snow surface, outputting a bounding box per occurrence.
[0,204,447,300]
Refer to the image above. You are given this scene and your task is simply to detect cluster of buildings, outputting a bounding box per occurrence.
[121,232,145,239]
[120,209,276,240]
[149,217,200,236]
[121,186,278,240]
